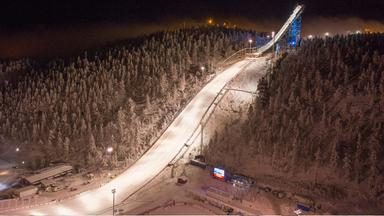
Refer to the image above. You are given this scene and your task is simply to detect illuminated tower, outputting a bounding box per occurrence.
[287,15,302,48]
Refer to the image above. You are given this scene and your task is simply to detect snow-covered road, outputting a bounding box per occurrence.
[8,58,261,215]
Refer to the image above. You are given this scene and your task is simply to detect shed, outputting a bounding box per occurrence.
[14,186,38,198]
[22,164,73,185]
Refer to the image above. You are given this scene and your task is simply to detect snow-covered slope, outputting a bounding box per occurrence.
[8,58,263,215]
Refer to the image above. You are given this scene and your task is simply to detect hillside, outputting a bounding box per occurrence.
[0,27,258,170]
[204,33,384,212]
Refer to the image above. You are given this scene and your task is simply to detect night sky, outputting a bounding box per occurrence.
[0,0,383,58]
[1,0,383,29]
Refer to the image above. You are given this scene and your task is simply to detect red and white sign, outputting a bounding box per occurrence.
[213,168,225,180]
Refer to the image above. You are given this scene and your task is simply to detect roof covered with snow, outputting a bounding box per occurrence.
[22,165,73,184]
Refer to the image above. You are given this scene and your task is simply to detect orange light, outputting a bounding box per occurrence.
[208,19,213,25]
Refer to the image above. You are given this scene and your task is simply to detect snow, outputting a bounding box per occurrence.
[6,58,262,215]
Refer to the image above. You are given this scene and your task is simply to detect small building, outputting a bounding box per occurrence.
[40,179,56,189]
[22,164,73,185]
[14,186,38,198]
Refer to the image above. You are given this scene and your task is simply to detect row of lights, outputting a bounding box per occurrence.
[208,17,367,39]
[306,30,364,39]
[15,146,114,165]
[207,18,237,28]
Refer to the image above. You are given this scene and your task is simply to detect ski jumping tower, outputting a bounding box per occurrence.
[287,13,302,47]
[256,4,304,55]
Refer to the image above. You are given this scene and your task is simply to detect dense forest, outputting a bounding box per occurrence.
[205,33,384,203]
[0,27,257,169]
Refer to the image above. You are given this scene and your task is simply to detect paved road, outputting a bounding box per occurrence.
[8,58,260,215]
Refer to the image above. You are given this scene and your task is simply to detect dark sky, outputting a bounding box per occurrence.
[1,0,383,29]
[0,0,383,59]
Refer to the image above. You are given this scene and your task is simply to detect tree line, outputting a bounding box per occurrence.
[206,33,384,200]
[0,27,257,170]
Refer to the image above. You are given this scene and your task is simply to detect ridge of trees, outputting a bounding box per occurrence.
[207,33,384,200]
[0,27,257,169]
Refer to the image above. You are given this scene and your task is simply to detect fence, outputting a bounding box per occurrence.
[216,48,256,71]
[0,196,51,212]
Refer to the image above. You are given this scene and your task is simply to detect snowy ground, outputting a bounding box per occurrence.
[99,57,290,215]
[4,58,259,215]
[2,55,343,215]
[113,162,297,215]
[4,56,312,215]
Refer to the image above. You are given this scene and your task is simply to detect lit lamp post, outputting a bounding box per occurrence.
[15,147,22,166]
[111,188,116,216]
[107,147,113,153]
[324,32,330,37]
[308,34,313,39]
[107,147,113,169]
[248,39,253,53]
[200,66,205,75]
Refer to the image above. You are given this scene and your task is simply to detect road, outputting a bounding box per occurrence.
[8,58,261,215]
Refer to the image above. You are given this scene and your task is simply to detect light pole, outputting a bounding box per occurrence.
[248,39,253,53]
[200,123,203,155]
[107,147,113,169]
[112,188,116,216]
[271,31,276,58]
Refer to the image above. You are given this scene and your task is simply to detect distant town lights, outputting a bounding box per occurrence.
[308,35,313,39]
[207,19,213,25]
[356,30,362,34]
[324,32,330,37]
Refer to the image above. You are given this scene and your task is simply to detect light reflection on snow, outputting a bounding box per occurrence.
[29,211,45,216]
[55,206,77,215]
[0,183,9,191]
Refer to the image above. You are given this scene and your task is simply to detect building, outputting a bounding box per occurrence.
[14,186,38,198]
[21,164,73,185]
